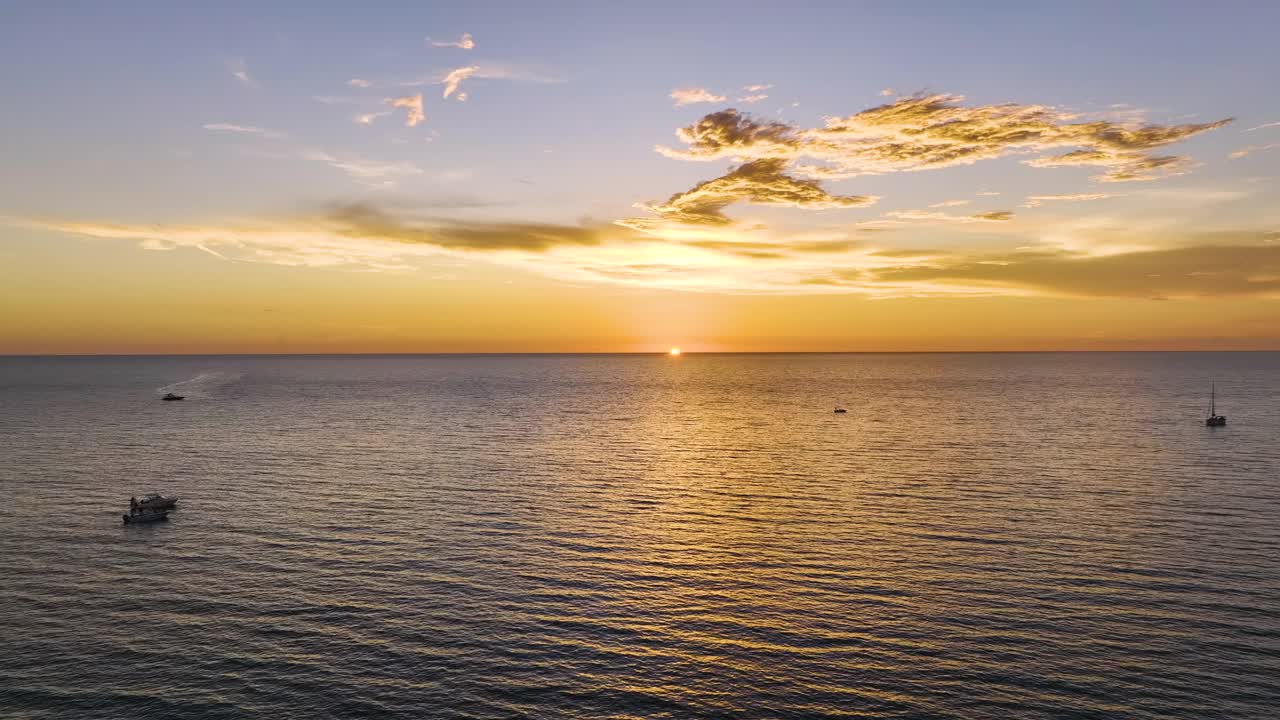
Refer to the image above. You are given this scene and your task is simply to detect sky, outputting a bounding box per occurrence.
[2,0,1280,353]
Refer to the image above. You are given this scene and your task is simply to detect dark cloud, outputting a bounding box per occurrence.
[326,203,625,251]
[971,211,1014,222]
[867,240,1280,298]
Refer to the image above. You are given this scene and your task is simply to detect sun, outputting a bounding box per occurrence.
[668,347,682,356]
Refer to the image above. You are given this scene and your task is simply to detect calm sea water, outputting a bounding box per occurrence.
[1,353,1278,719]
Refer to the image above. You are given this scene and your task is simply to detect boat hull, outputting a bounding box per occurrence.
[123,510,169,524]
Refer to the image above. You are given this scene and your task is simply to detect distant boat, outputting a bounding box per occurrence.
[1206,383,1227,427]
[123,508,170,524]
[162,393,184,401]
[834,406,847,414]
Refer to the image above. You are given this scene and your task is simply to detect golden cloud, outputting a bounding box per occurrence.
[441,67,477,100]
[670,87,727,107]
[658,96,1229,182]
[626,94,1228,232]
[618,158,877,231]
[385,94,425,126]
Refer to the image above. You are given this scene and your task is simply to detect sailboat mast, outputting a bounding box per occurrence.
[1211,382,1216,416]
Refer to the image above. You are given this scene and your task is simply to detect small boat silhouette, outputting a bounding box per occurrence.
[834,406,847,414]
[162,393,184,401]
[123,508,170,524]
[1205,382,1226,427]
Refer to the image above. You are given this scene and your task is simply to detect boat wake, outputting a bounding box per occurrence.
[158,371,243,399]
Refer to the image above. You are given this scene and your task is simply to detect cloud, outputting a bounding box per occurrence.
[879,88,895,97]
[1229,143,1280,159]
[202,123,285,139]
[1244,121,1280,132]
[619,158,877,231]
[658,95,1230,184]
[1022,193,1116,208]
[300,150,423,186]
[228,59,257,88]
[737,94,769,103]
[348,78,372,88]
[670,87,727,107]
[385,94,425,126]
[355,111,391,125]
[428,32,475,49]
[884,209,1014,223]
[743,84,773,93]
[313,95,356,105]
[24,209,1280,300]
[929,199,970,208]
[866,241,1280,299]
[441,66,478,99]
[19,205,633,272]
[401,65,561,90]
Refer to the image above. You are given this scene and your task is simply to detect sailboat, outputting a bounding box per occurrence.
[1205,382,1226,427]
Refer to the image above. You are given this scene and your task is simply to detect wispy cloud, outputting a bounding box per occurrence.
[23,210,1280,300]
[743,84,773,93]
[398,65,561,98]
[348,78,372,88]
[738,94,769,103]
[313,95,356,105]
[202,123,285,139]
[1244,120,1280,132]
[300,150,423,186]
[385,94,425,126]
[1229,143,1280,159]
[228,58,257,88]
[441,66,477,99]
[670,87,727,107]
[929,199,970,208]
[428,32,475,49]
[1022,193,1116,208]
[885,209,1014,223]
[355,111,391,125]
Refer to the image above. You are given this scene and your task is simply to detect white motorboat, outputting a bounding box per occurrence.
[131,494,178,511]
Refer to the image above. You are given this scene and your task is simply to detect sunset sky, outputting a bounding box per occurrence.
[3,1,1279,353]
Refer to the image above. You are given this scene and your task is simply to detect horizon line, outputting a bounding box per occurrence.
[3,349,1278,358]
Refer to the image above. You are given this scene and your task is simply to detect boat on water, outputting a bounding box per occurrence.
[834,406,848,414]
[1206,383,1227,427]
[123,508,170,524]
[162,393,184,401]
[131,494,178,511]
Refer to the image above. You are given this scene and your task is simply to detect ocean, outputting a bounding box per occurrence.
[1,353,1278,719]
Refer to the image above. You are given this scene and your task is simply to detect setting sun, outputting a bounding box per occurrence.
[669,347,682,356]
